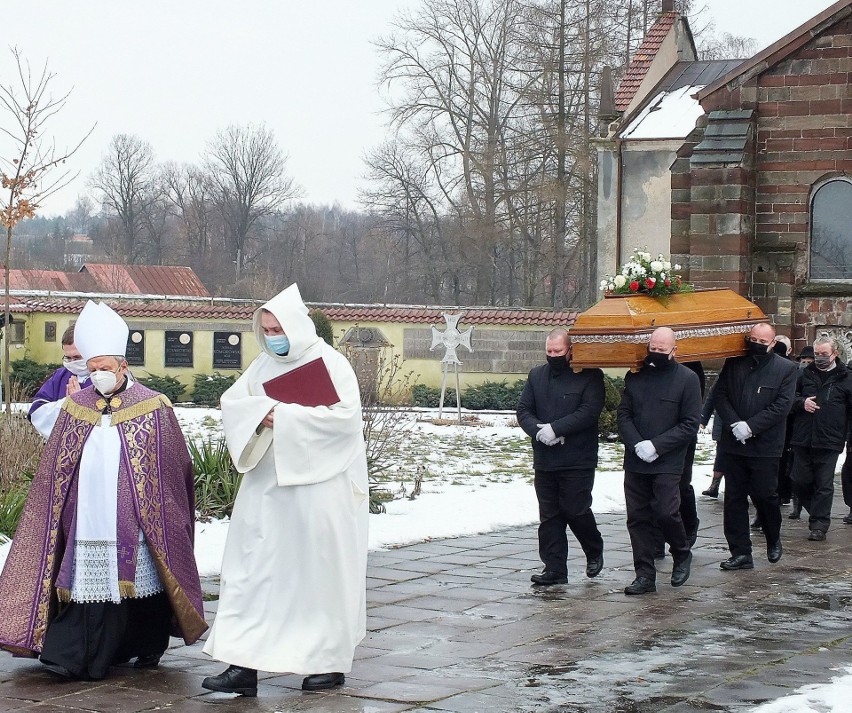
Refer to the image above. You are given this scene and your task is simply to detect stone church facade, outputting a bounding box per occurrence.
[596,0,852,356]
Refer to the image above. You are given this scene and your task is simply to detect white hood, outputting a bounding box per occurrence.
[252,283,321,362]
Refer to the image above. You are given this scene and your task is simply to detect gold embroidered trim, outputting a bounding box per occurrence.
[111,395,170,426]
[61,399,101,426]
[119,581,137,598]
[56,587,71,603]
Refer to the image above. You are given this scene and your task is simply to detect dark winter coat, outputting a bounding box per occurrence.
[617,359,702,474]
[516,363,604,472]
[713,352,798,458]
[790,361,852,453]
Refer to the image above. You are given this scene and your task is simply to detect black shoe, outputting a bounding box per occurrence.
[202,665,258,697]
[807,529,826,542]
[671,553,692,587]
[302,672,345,691]
[788,498,802,519]
[134,653,163,669]
[585,555,604,579]
[767,539,783,562]
[842,510,852,525]
[41,659,75,679]
[720,554,754,570]
[701,487,719,498]
[530,570,568,586]
[750,517,763,530]
[624,577,656,595]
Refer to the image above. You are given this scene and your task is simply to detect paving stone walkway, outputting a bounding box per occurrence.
[2,492,851,712]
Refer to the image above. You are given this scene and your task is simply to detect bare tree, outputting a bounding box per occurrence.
[89,134,157,264]
[204,124,300,280]
[1,48,91,412]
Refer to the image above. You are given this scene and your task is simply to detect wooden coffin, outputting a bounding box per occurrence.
[570,289,767,371]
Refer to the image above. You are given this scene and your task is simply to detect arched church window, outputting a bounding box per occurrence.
[810,177,852,280]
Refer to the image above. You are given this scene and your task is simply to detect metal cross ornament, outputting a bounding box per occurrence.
[429,313,474,421]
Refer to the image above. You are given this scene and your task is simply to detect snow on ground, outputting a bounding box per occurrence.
[1,407,723,578]
[750,665,852,712]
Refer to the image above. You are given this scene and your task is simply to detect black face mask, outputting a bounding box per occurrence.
[644,350,672,368]
[746,339,771,357]
[547,354,570,373]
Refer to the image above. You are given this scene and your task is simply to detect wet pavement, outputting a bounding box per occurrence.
[2,492,851,712]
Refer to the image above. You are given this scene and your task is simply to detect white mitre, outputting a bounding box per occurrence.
[74,300,129,362]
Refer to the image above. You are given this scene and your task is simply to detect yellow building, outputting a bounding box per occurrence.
[4,293,577,397]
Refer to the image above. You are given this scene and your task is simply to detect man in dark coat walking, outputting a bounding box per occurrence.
[517,328,606,586]
[617,327,702,595]
[789,336,852,541]
[713,323,798,570]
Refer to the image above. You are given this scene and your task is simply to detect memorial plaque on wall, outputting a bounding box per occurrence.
[165,330,193,367]
[213,332,242,369]
[126,330,145,366]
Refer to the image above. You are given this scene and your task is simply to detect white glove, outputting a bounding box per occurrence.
[731,421,753,443]
[635,440,659,463]
[536,423,557,442]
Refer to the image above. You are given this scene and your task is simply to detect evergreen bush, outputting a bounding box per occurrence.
[599,375,624,440]
[192,373,237,406]
[137,373,186,403]
[10,358,62,399]
[310,309,334,346]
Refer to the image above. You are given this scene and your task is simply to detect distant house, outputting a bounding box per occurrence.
[595,0,852,355]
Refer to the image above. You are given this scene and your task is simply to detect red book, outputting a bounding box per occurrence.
[262,358,340,407]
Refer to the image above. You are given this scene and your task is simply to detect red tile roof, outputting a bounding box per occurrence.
[615,12,678,112]
[80,264,210,297]
[4,269,98,292]
[8,297,577,327]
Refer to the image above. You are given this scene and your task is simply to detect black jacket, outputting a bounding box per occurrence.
[714,352,798,457]
[617,359,702,474]
[516,363,604,472]
[790,361,852,452]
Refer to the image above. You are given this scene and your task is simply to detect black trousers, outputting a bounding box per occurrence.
[653,439,699,551]
[534,468,603,576]
[40,592,172,680]
[790,446,839,533]
[625,470,689,581]
[777,445,794,502]
[720,454,781,557]
[841,451,852,509]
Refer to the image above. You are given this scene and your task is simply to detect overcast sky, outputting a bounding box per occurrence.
[0,0,840,217]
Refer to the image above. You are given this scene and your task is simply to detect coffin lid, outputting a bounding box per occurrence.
[569,288,768,371]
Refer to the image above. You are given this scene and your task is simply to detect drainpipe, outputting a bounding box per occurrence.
[615,137,624,268]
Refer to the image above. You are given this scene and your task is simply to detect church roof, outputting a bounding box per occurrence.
[614,11,679,112]
[697,0,852,102]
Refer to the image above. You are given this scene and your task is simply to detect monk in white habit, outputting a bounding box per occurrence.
[202,283,369,696]
[0,301,206,680]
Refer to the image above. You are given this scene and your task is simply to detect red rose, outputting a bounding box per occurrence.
[645,278,654,290]
[664,279,671,287]
[629,280,639,291]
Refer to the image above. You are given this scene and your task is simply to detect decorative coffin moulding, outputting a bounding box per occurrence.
[570,288,767,372]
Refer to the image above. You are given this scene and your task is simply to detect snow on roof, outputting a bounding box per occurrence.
[620,84,705,140]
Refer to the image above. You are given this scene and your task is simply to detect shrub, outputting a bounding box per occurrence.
[411,384,455,408]
[310,309,334,346]
[599,375,624,440]
[0,410,44,537]
[10,358,62,399]
[462,380,526,410]
[189,438,243,520]
[192,373,237,406]
[137,373,186,403]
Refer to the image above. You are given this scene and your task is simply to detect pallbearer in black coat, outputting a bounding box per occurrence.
[617,327,702,595]
[713,323,798,571]
[517,328,606,586]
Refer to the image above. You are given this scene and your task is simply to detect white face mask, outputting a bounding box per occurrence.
[63,358,90,380]
[90,369,119,395]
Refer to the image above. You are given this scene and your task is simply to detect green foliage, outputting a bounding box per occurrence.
[189,438,243,520]
[10,358,62,399]
[599,375,624,440]
[191,373,237,406]
[0,471,32,538]
[411,380,526,410]
[310,309,334,346]
[137,373,186,403]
